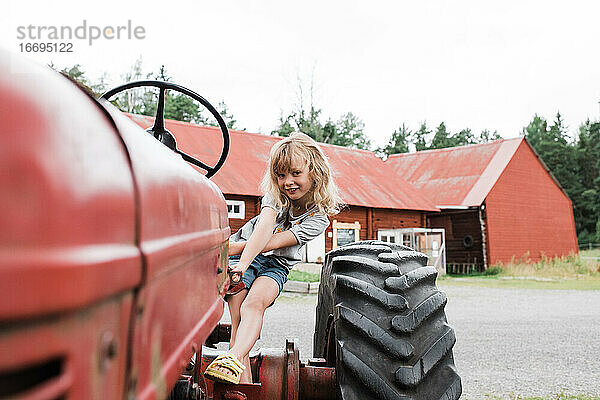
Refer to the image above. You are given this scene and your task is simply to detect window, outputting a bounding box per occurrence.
[378,230,401,244]
[380,235,395,243]
[226,200,245,219]
[332,220,361,249]
[402,234,411,248]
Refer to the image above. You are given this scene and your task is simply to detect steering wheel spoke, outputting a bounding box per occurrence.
[101,81,230,178]
[152,87,166,133]
[176,149,213,172]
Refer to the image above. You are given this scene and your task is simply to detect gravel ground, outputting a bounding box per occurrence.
[219,292,318,361]
[219,285,600,399]
[443,285,600,399]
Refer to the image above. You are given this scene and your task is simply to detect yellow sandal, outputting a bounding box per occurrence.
[204,353,245,384]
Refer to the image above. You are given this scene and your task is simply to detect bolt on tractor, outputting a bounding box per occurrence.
[0,50,461,400]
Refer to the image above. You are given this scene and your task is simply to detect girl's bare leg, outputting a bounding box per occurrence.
[229,277,280,384]
[227,289,248,349]
[218,289,252,382]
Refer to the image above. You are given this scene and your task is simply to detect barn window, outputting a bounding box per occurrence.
[332,220,361,248]
[377,230,402,245]
[226,200,245,219]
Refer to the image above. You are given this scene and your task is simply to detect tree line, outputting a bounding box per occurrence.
[268,79,502,155]
[55,63,598,244]
[523,113,600,245]
[270,95,599,244]
[54,60,240,130]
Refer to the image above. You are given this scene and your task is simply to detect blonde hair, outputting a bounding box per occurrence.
[260,132,342,216]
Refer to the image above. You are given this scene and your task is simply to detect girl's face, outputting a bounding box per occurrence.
[276,163,314,205]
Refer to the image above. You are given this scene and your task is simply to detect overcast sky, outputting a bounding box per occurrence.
[2,0,599,147]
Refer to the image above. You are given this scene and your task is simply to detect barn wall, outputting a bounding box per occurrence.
[325,206,368,254]
[372,209,423,232]
[428,210,484,267]
[226,199,428,258]
[224,194,260,234]
[485,141,578,264]
[325,207,425,254]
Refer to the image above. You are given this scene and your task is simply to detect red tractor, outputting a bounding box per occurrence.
[0,51,461,400]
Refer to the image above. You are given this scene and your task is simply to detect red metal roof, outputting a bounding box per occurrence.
[386,138,524,207]
[128,115,438,211]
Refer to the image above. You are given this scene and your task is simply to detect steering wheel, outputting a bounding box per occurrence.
[101,81,230,179]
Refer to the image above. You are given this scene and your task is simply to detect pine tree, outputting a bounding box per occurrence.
[377,124,411,159]
[411,122,430,151]
[54,64,107,97]
[574,120,600,243]
[478,129,502,142]
[523,113,588,241]
[271,81,371,150]
[331,112,371,149]
[430,122,452,149]
[453,128,477,146]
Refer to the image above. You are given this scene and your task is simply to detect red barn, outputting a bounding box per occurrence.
[387,137,578,271]
[128,115,437,260]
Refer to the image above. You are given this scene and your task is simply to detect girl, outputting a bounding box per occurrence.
[204,132,342,385]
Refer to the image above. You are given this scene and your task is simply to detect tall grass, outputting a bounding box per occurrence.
[581,248,600,258]
[491,250,600,278]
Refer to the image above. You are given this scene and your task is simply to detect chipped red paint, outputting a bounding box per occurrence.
[1,52,230,400]
[0,64,140,322]
[0,54,140,399]
[299,366,336,400]
[201,340,336,400]
[104,106,230,400]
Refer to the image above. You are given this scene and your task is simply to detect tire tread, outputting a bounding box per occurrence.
[314,241,461,400]
[391,292,447,333]
[385,266,438,292]
[395,326,456,387]
[340,344,412,400]
[336,304,414,359]
[335,274,408,311]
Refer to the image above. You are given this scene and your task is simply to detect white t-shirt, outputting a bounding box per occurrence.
[229,193,330,269]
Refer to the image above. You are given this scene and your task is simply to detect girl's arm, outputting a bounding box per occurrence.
[228,230,298,256]
[230,206,278,273]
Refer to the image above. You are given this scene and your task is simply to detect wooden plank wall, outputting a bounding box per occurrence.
[324,206,368,254]
[485,142,579,263]
[325,206,424,254]
[225,195,428,257]
[225,194,261,234]
[372,208,423,232]
[428,210,484,269]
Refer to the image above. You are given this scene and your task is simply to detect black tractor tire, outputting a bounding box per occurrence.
[313,240,461,400]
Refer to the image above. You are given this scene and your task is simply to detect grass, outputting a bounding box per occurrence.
[288,251,600,290]
[495,250,600,278]
[440,250,600,290]
[580,248,600,258]
[288,269,321,283]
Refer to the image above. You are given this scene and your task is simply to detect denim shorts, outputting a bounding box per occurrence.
[228,254,289,293]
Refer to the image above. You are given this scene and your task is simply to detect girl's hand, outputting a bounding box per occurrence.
[228,241,246,256]
[228,263,247,283]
